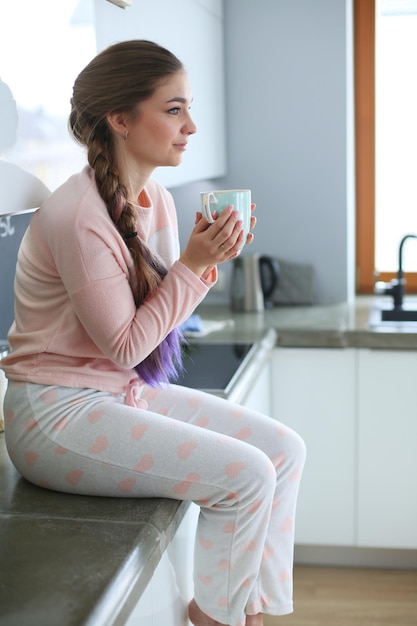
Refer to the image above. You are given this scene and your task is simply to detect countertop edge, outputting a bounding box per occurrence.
[84,501,189,626]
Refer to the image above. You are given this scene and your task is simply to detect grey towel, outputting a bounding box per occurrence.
[272,258,315,305]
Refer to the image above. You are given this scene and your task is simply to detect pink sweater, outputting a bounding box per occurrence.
[2,167,214,394]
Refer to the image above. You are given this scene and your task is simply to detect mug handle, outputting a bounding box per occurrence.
[201,192,218,224]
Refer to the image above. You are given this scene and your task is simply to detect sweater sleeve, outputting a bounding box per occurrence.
[69,259,209,369]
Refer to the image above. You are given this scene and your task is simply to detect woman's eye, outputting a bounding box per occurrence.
[168,107,181,115]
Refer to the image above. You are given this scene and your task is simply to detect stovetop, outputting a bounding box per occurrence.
[175,341,255,392]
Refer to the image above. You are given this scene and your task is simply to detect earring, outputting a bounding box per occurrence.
[123,130,128,140]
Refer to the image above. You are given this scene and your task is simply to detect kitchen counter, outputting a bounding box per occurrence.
[2,295,416,625]
[0,432,188,626]
[195,295,417,349]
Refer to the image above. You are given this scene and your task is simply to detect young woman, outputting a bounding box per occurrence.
[2,40,306,626]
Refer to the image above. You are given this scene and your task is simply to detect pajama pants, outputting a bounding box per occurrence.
[4,380,306,626]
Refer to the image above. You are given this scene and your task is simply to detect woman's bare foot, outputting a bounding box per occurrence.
[188,598,228,626]
[245,614,263,626]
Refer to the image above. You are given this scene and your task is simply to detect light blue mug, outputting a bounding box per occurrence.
[200,189,251,246]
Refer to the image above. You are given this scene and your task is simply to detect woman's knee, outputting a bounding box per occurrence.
[276,427,307,485]
[288,427,307,466]
[241,446,277,500]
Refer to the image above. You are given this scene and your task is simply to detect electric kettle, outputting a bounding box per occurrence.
[230,253,280,312]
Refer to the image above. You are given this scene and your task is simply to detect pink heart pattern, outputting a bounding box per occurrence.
[88,435,108,455]
[118,478,136,493]
[24,451,38,467]
[133,454,154,473]
[225,461,246,478]
[66,469,83,485]
[176,441,197,459]
[131,423,149,440]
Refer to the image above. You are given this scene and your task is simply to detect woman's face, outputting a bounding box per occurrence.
[124,71,197,174]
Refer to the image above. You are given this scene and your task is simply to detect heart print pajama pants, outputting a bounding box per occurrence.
[4,379,306,626]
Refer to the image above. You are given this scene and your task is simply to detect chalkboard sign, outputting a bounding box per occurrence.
[0,212,33,340]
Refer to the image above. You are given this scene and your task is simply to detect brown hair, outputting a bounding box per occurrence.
[69,40,185,385]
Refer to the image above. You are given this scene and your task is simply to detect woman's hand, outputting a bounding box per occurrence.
[179,203,257,278]
[246,203,257,246]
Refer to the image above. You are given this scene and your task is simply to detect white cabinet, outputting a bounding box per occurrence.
[94,0,226,187]
[241,355,272,415]
[125,550,187,626]
[272,346,417,552]
[125,502,200,625]
[357,349,417,549]
[272,348,356,546]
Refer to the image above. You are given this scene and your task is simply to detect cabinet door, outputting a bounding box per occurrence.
[357,349,417,549]
[241,357,272,415]
[272,348,356,546]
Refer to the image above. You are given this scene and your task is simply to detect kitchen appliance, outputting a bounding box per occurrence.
[175,341,254,395]
[230,253,279,312]
[174,329,277,402]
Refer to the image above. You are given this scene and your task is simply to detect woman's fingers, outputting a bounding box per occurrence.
[189,204,249,262]
[211,207,242,242]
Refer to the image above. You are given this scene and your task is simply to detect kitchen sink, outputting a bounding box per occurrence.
[380,308,417,322]
[369,299,417,327]
[370,234,417,327]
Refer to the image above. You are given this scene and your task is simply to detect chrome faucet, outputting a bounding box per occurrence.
[374,234,417,308]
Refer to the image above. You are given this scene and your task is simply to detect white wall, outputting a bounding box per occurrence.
[172,0,355,304]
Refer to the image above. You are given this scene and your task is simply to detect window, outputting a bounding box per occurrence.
[355,0,417,293]
[0,0,96,203]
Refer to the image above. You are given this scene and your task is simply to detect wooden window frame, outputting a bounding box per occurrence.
[355,0,417,293]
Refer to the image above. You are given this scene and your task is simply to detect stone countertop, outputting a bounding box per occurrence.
[0,433,187,626]
[195,295,417,349]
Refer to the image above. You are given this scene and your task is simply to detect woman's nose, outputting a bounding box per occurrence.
[185,113,197,135]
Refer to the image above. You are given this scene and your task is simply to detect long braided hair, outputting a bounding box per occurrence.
[68,40,184,386]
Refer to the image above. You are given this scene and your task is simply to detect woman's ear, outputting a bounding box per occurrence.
[106,111,128,139]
